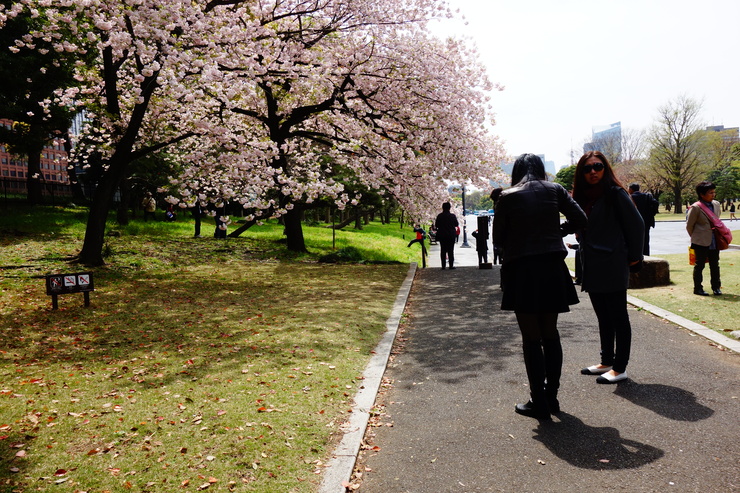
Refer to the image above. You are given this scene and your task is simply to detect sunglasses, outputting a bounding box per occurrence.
[583,162,605,173]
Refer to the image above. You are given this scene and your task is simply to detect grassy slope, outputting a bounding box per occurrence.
[0,206,415,492]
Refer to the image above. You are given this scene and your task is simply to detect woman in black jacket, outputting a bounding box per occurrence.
[493,154,587,419]
[572,151,644,384]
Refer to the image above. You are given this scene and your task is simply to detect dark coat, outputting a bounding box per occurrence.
[631,191,659,228]
[493,180,587,263]
[434,211,459,241]
[579,186,645,293]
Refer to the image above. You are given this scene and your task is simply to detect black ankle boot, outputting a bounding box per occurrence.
[542,339,562,416]
[515,400,551,420]
[545,394,560,415]
[519,342,550,419]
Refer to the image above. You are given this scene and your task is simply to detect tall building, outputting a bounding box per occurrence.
[705,125,740,145]
[0,118,71,193]
[584,122,622,163]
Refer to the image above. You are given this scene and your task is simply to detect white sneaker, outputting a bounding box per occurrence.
[580,365,612,375]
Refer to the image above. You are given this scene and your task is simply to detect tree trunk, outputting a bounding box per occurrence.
[228,218,258,237]
[77,154,129,265]
[329,214,355,229]
[26,147,43,205]
[117,178,130,225]
[283,205,307,252]
[354,208,363,230]
[673,186,683,215]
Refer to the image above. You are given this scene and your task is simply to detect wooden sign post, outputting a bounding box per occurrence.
[45,272,95,310]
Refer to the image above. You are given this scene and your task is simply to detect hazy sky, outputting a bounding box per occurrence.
[433,0,740,169]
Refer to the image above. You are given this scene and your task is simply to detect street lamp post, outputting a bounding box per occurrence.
[461,185,470,248]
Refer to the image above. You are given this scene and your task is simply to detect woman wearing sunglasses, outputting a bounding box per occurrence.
[572,151,644,384]
[494,154,587,418]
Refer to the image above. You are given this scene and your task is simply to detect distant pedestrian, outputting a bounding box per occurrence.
[435,202,459,269]
[141,192,156,222]
[686,181,723,296]
[165,204,177,222]
[730,202,737,221]
[628,183,659,255]
[493,154,587,419]
[490,188,503,265]
[192,202,204,238]
[471,228,488,265]
[573,151,644,385]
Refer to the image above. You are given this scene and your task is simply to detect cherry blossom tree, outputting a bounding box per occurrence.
[1,0,244,264]
[1,0,505,262]
[167,1,505,251]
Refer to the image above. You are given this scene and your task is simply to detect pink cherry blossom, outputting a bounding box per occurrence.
[1,0,506,261]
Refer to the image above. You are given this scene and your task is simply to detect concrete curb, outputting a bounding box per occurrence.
[568,270,739,353]
[319,262,417,493]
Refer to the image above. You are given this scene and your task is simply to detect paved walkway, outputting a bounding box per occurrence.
[357,265,739,492]
[320,224,739,493]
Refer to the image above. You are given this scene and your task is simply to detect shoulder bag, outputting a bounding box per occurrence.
[694,202,733,250]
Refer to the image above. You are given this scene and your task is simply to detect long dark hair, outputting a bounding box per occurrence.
[572,151,626,206]
[511,153,546,186]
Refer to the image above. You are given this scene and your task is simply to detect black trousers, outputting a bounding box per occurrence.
[588,290,632,374]
[643,225,651,256]
[439,238,455,268]
[691,244,720,291]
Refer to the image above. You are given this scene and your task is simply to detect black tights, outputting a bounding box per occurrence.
[516,312,559,342]
[515,312,563,403]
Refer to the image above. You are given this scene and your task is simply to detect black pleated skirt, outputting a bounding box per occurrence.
[500,252,579,313]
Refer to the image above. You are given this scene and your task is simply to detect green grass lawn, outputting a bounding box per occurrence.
[567,250,740,337]
[630,251,740,336]
[655,208,740,222]
[0,205,417,492]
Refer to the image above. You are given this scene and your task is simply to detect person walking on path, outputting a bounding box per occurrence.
[573,151,644,385]
[730,202,737,220]
[435,202,459,269]
[628,183,659,255]
[493,154,587,419]
[490,188,504,265]
[686,181,723,296]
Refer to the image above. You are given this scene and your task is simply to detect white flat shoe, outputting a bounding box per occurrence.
[596,371,628,384]
[581,365,612,375]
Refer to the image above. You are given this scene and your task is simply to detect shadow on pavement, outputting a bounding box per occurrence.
[403,267,520,385]
[533,412,665,469]
[613,381,714,421]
